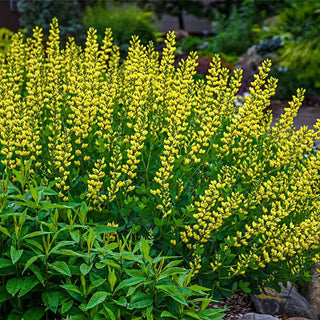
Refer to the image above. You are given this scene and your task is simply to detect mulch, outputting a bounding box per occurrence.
[208,292,287,320]
[208,292,254,320]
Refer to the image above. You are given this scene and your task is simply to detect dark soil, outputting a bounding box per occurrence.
[208,292,288,320]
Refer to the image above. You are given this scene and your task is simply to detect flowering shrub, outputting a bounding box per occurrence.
[1,18,320,300]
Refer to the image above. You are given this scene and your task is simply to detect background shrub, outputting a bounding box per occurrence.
[275,0,320,88]
[16,0,84,43]
[209,4,255,57]
[83,3,156,51]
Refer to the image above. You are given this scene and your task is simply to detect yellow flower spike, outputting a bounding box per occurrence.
[86,158,106,211]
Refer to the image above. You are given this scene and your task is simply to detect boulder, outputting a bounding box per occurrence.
[301,263,320,318]
[239,313,278,320]
[251,282,318,320]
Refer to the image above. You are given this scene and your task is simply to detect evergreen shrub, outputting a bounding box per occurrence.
[16,0,84,43]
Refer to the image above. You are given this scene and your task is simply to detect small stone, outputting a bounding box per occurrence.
[239,313,278,320]
[251,282,318,320]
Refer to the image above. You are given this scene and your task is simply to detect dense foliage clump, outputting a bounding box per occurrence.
[276,0,320,87]
[1,18,320,317]
[83,4,156,50]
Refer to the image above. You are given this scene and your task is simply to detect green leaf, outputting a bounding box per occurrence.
[30,188,39,204]
[158,267,186,280]
[98,259,121,271]
[182,311,201,319]
[88,279,106,294]
[95,225,125,234]
[22,255,44,274]
[41,203,67,210]
[29,264,45,286]
[198,309,225,320]
[49,261,71,277]
[115,277,147,292]
[0,226,11,238]
[70,229,80,243]
[58,249,85,257]
[124,269,145,278]
[41,186,59,196]
[22,307,45,320]
[127,285,138,297]
[113,296,127,307]
[0,258,12,269]
[6,278,23,296]
[163,260,183,270]
[188,285,211,295]
[108,268,117,292]
[10,247,23,264]
[86,291,110,310]
[160,311,176,318]
[0,286,11,303]
[140,237,150,262]
[42,291,60,313]
[156,285,188,306]
[80,263,93,276]
[232,282,238,292]
[239,280,251,293]
[103,306,116,320]
[25,239,44,253]
[7,311,21,320]
[19,276,39,297]
[50,240,75,254]
[12,169,24,186]
[15,200,38,209]
[61,299,73,314]
[129,292,153,309]
[146,306,153,320]
[60,284,82,295]
[22,231,52,239]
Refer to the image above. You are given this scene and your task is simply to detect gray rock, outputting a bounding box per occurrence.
[251,283,318,320]
[239,313,278,320]
[301,263,320,318]
[287,318,311,320]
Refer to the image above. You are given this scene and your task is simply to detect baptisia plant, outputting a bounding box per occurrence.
[0,18,320,306]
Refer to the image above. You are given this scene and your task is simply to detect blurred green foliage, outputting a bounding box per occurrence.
[211,0,296,22]
[209,4,255,57]
[84,3,156,50]
[126,0,215,29]
[16,0,84,43]
[276,0,320,88]
[270,68,318,100]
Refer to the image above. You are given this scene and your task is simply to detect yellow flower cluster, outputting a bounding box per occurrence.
[105,221,119,243]
[87,158,107,210]
[151,51,198,218]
